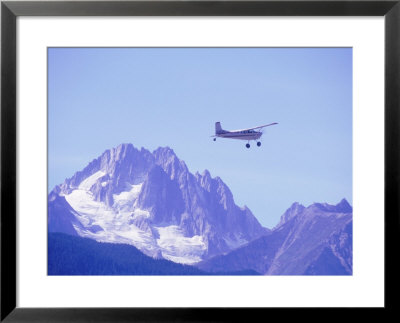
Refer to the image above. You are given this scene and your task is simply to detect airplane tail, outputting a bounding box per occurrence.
[215,122,223,134]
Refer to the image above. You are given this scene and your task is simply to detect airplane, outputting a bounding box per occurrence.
[211,121,278,148]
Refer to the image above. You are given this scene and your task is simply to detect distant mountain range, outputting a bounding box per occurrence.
[48,143,352,275]
[196,199,352,275]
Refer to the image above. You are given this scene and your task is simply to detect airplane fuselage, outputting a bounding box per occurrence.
[212,121,277,148]
[216,129,262,141]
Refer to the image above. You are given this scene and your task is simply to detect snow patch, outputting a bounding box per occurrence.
[66,178,160,257]
[65,181,203,262]
[72,223,160,258]
[155,225,206,264]
[63,171,210,265]
[132,208,151,219]
[113,183,143,210]
[78,171,105,190]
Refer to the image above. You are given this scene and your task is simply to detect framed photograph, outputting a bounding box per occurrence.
[1,0,399,321]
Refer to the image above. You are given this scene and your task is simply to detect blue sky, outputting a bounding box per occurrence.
[48,47,352,228]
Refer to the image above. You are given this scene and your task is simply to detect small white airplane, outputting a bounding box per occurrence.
[211,121,278,148]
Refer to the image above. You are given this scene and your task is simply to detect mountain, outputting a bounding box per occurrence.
[48,143,268,264]
[196,199,352,275]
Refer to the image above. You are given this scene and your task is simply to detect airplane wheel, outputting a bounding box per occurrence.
[257,142,261,147]
[213,138,216,141]
[246,143,250,148]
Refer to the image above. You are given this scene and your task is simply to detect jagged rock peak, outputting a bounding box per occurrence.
[152,146,188,180]
[312,198,353,213]
[97,143,142,169]
[116,142,135,151]
[276,198,352,228]
[153,146,177,160]
[197,170,210,189]
[277,202,305,227]
[334,198,352,213]
[109,142,137,159]
[200,169,213,184]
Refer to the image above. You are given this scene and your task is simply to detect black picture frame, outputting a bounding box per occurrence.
[1,0,399,321]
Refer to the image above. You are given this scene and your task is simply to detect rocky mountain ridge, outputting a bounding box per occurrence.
[196,199,352,275]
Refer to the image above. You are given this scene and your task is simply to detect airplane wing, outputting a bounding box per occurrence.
[231,122,278,132]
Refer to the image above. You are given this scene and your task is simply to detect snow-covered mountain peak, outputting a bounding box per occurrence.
[49,143,267,264]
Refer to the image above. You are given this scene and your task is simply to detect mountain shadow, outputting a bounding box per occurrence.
[48,232,260,275]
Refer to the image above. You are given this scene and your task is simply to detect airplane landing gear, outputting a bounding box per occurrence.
[257,141,261,147]
[213,138,216,141]
[246,143,250,149]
